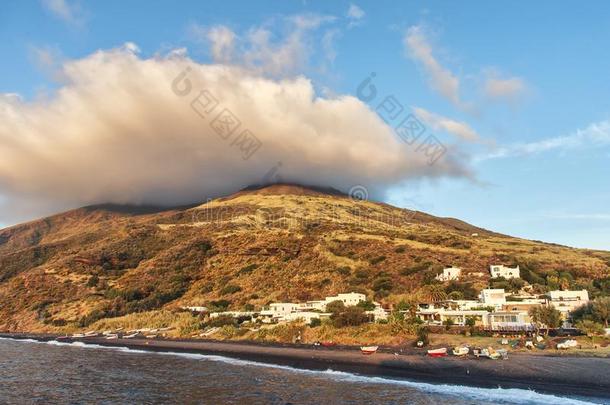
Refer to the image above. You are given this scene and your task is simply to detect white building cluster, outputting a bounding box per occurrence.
[415,288,589,331]
[198,263,591,332]
[209,292,388,325]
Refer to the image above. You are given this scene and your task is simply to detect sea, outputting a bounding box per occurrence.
[0,338,607,405]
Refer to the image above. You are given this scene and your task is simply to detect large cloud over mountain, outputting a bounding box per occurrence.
[0,45,471,223]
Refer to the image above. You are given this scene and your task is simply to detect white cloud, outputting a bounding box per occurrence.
[404,25,461,107]
[0,45,471,224]
[546,213,610,221]
[413,107,480,142]
[484,73,527,103]
[200,25,236,63]
[41,0,86,27]
[191,14,337,77]
[478,120,610,161]
[347,4,365,27]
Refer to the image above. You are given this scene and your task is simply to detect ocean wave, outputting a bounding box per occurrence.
[0,337,604,405]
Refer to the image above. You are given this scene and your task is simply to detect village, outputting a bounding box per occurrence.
[184,264,595,335]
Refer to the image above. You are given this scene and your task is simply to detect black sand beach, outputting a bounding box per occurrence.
[2,333,609,400]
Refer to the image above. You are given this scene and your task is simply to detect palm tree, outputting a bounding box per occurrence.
[422,285,448,302]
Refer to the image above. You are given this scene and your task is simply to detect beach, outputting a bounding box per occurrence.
[2,333,609,401]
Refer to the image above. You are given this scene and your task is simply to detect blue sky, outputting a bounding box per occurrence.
[1,1,609,249]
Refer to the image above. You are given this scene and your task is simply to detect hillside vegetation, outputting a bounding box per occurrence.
[1,184,609,333]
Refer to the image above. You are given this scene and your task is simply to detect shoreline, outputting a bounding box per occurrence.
[2,332,610,401]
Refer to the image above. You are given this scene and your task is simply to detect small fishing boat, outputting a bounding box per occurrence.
[557,339,578,350]
[72,333,85,338]
[427,348,448,357]
[360,346,379,355]
[477,347,502,359]
[122,333,139,339]
[452,346,469,356]
[105,334,118,340]
[144,334,158,339]
[84,331,98,337]
[321,341,337,347]
[497,349,509,359]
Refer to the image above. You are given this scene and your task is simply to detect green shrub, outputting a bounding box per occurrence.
[370,255,386,265]
[86,274,99,287]
[207,315,237,328]
[208,299,231,311]
[309,318,322,327]
[220,284,242,295]
[357,300,376,311]
[336,266,351,276]
[238,264,258,275]
[372,276,393,293]
[394,246,406,253]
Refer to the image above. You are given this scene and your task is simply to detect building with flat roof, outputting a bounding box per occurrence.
[547,290,589,315]
[435,267,461,282]
[490,264,520,279]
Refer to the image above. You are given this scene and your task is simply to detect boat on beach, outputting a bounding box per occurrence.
[72,333,85,338]
[360,346,378,355]
[475,347,507,360]
[105,334,118,340]
[452,346,469,356]
[557,339,578,349]
[321,341,336,347]
[427,347,448,357]
[122,333,139,339]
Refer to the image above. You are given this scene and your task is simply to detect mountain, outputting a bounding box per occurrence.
[0,184,609,332]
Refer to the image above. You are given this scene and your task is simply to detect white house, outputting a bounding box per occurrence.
[260,302,300,321]
[487,311,533,331]
[547,290,589,315]
[283,311,331,325]
[490,264,521,279]
[416,308,489,327]
[479,289,507,308]
[435,266,461,282]
[300,300,327,311]
[366,302,389,321]
[324,292,366,307]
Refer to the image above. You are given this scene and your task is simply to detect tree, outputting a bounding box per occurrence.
[356,300,376,311]
[464,316,477,335]
[325,300,345,314]
[443,318,455,330]
[529,304,562,335]
[591,297,610,328]
[448,291,464,300]
[576,320,605,340]
[422,285,447,302]
[331,306,369,327]
[395,297,419,318]
[415,325,430,347]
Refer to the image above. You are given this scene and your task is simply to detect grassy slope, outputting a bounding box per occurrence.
[0,184,608,333]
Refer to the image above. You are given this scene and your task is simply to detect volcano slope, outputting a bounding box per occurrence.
[1,184,608,332]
